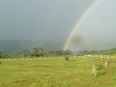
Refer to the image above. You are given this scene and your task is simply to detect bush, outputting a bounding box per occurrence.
[97,65,105,75]
[65,56,69,62]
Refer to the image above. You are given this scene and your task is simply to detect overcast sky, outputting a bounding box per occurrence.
[0,0,116,50]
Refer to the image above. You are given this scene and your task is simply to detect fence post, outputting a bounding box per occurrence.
[104,61,110,73]
[101,55,102,60]
[92,63,97,77]
[104,61,108,68]
[104,61,110,68]
[107,55,109,61]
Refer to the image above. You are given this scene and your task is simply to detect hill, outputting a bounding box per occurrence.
[0,40,64,53]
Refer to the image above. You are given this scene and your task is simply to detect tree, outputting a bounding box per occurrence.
[32,47,44,57]
[22,49,31,58]
[64,49,72,55]
[0,52,3,58]
[0,52,6,58]
[38,47,44,56]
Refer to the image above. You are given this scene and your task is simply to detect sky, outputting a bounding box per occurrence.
[0,0,116,50]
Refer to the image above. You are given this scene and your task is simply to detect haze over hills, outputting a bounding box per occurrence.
[0,40,64,53]
[0,39,116,53]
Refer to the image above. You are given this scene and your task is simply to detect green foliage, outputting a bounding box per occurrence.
[47,50,64,57]
[0,52,2,58]
[64,49,72,55]
[97,65,105,76]
[65,56,69,61]
[33,47,44,57]
[22,49,31,58]
[0,61,1,64]
[45,54,49,58]
[79,47,116,55]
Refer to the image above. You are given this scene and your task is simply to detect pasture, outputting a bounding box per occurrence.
[0,56,116,87]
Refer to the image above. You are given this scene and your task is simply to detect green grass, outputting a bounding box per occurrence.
[0,57,116,87]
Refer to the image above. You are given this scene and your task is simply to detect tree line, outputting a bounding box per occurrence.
[1,47,116,58]
[79,47,116,55]
[0,47,72,59]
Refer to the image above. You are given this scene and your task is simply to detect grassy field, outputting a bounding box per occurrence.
[0,56,116,87]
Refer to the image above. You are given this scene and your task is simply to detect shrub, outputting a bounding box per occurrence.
[97,65,105,75]
[65,56,69,62]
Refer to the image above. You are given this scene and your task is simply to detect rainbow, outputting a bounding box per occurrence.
[63,0,100,50]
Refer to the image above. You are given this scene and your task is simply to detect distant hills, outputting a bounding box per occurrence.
[0,40,64,53]
[107,47,116,54]
[0,40,116,54]
[93,46,116,55]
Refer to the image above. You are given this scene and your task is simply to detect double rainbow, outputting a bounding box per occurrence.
[63,0,100,50]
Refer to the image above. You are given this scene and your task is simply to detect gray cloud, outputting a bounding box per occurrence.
[0,0,116,50]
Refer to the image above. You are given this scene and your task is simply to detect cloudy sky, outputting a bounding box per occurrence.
[0,0,116,50]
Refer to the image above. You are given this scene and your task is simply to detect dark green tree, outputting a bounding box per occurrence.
[33,47,44,57]
[0,52,3,58]
[64,49,72,55]
[22,49,31,58]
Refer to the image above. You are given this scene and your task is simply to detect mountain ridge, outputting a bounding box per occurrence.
[0,40,64,53]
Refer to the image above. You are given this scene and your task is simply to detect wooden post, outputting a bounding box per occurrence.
[104,61,110,68]
[92,63,97,77]
[107,55,109,61]
[104,61,110,73]
[104,61,108,68]
[101,55,102,60]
